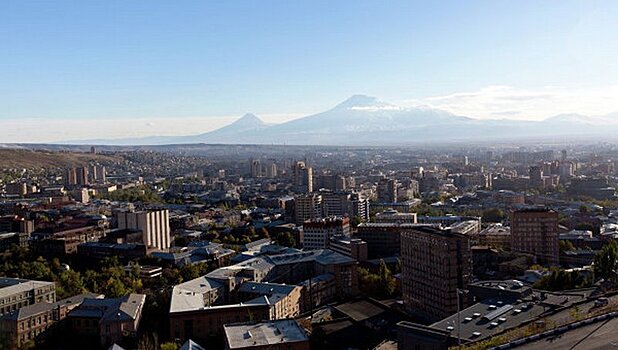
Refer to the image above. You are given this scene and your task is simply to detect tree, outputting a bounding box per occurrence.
[57,270,86,299]
[482,208,505,223]
[594,240,618,280]
[276,232,296,248]
[378,260,396,297]
[104,277,129,298]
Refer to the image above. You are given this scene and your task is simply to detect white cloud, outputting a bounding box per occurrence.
[403,85,618,120]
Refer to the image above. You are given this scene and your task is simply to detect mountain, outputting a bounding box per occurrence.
[56,95,618,146]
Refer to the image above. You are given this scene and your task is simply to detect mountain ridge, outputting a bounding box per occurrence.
[55,95,618,146]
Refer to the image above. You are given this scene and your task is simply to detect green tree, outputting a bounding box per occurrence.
[594,240,618,280]
[276,232,296,248]
[378,259,396,297]
[103,277,128,298]
[57,270,86,299]
[482,208,505,223]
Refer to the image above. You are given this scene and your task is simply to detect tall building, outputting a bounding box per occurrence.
[377,178,397,203]
[511,208,559,265]
[529,166,543,187]
[265,159,277,178]
[293,161,313,193]
[302,217,350,250]
[89,165,106,183]
[65,167,88,186]
[250,159,262,178]
[116,209,171,250]
[401,226,471,322]
[294,194,323,225]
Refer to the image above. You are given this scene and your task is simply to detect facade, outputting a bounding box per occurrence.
[302,217,350,250]
[377,178,397,203]
[67,294,146,346]
[294,194,323,225]
[0,279,56,317]
[400,226,472,322]
[0,293,99,349]
[328,236,368,261]
[355,223,434,259]
[292,161,313,193]
[223,320,310,350]
[374,209,417,224]
[116,209,171,250]
[169,249,357,343]
[511,208,559,265]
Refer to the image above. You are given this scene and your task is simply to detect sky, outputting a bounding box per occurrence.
[1,0,617,142]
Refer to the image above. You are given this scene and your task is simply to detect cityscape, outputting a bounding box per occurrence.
[2,1,618,350]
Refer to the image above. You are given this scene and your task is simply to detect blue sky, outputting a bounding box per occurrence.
[1,1,617,141]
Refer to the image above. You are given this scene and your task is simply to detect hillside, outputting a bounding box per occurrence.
[0,149,120,169]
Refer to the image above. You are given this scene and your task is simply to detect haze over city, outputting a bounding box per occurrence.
[4,2,618,350]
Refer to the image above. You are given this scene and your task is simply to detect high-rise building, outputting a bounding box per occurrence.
[293,161,313,193]
[377,178,397,203]
[511,208,559,265]
[294,194,323,225]
[401,226,471,322]
[302,217,350,250]
[116,209,171,250]
[65,167,88,186]
[250,159,262,178]
[529,166,543,187]
[265,159,277,178]
[89,165,106,183]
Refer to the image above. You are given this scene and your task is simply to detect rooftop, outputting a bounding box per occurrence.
[223,320,308,349]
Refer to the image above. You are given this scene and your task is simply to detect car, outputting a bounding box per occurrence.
[472,332,482,337]
[594,298,609,307]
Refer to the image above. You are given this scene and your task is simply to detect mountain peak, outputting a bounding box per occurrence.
[235,113,265,126]
[334,94,385,110]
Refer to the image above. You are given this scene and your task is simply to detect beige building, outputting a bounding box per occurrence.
[116,209,171,250]
[302,217,350,250]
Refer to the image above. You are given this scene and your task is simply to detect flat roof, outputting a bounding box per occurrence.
[224,320,308,349]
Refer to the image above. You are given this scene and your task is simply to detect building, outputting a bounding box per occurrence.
[302,217,350,250]
[4,183,27,197]
[223,320,310,350]
[478,224,511,249]
[0,278,56,317]
[67,294,146,346]
[251,159,263,178]
[0,216,34,236]
[116,209,171,250]
[328,236,367,261]
[294,194,322,225]
[377,178,397,203]
[293,161,313,193]
[0,293,100,349]
[355,223,435,259]
[511,208,559,265]
[169,249,357,342]
[65,167,88,186]
[400,226,472,322]
[374,209,417,224]
[89,165,106,183]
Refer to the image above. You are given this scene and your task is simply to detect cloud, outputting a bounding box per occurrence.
[403,85,618,120]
